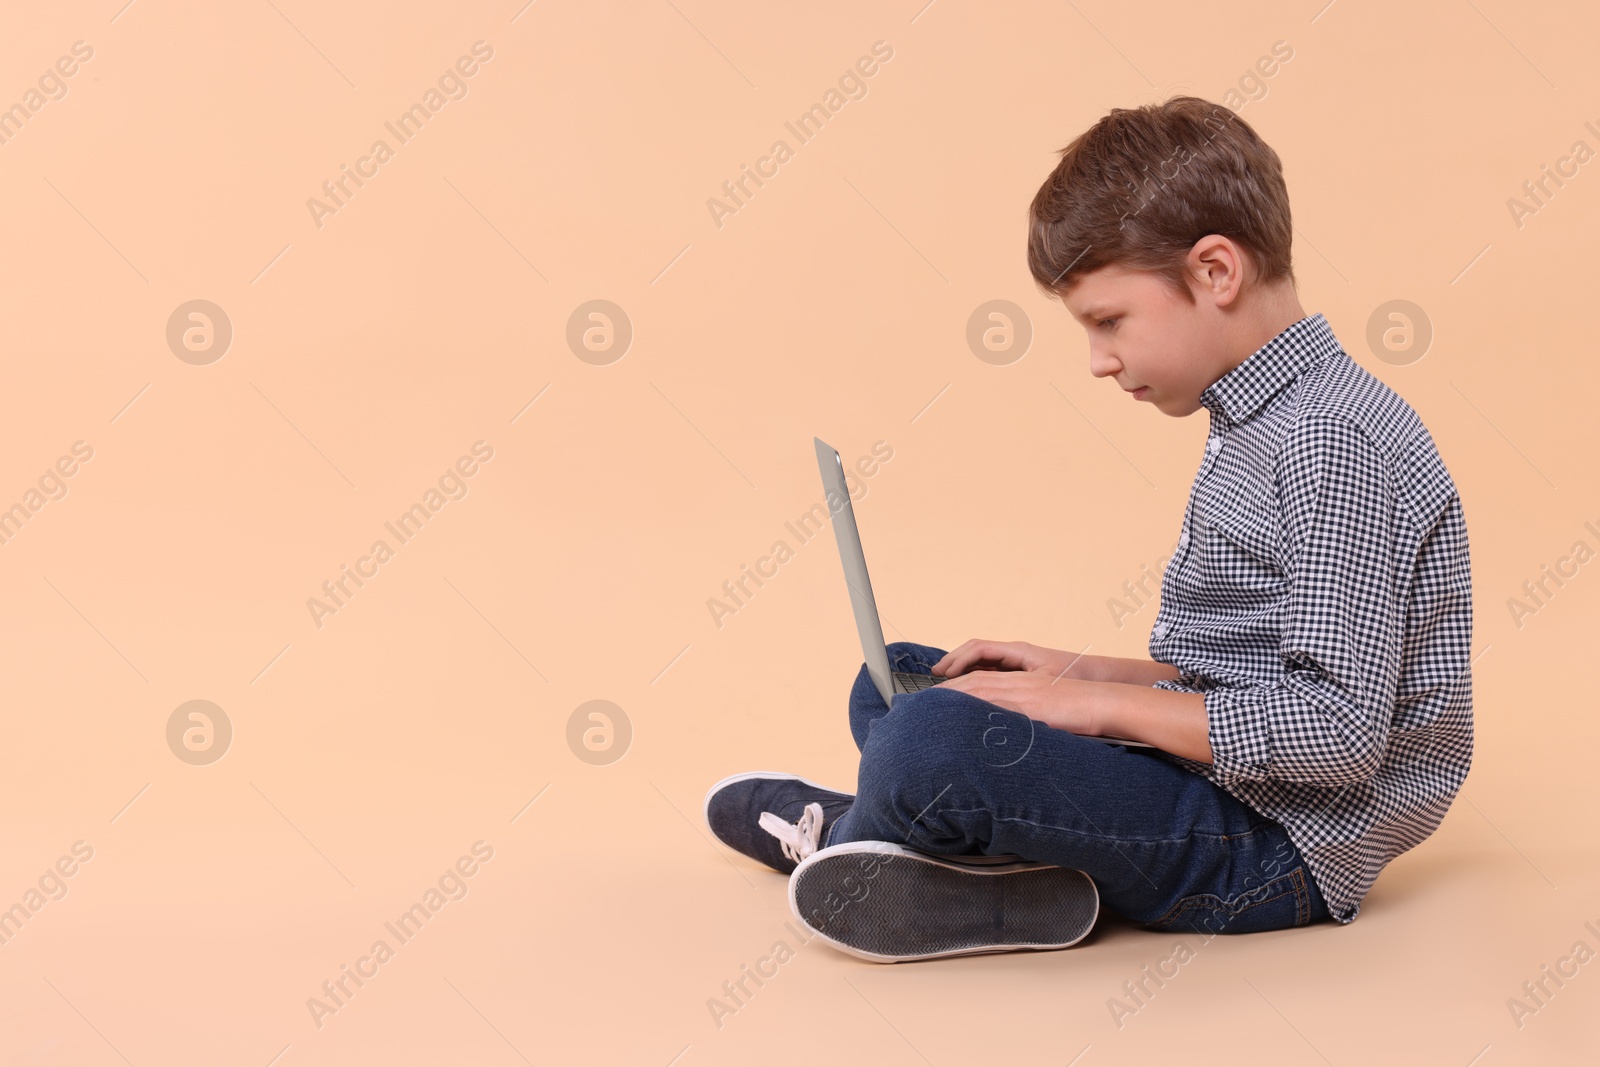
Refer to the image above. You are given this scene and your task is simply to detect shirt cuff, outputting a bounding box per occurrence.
[1203,685,1273,782]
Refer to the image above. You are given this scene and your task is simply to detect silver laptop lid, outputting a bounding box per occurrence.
[814,437,896,705]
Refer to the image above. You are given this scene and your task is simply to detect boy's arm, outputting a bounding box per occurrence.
[1198,415,1410,787]
[929,642,1206,756]
[1090,683,1212,763]
[932,641,1181,686]
[1083,654,1183,686]
[951,420,1419,773]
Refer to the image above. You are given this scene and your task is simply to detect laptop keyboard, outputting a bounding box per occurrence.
[894,671,947,692]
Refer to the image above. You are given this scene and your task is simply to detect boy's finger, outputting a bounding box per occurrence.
[953,642,999,675]
[933,640,980,676]
[964,642,1013,674]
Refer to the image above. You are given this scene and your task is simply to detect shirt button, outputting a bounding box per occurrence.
[1152,620,1167,638]
[1206,437,1223,454]
[1177,531,1189,550]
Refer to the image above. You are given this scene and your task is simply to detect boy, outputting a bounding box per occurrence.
[704,96,1473,963]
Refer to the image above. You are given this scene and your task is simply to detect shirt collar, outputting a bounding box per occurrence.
[1198,312,1340,425]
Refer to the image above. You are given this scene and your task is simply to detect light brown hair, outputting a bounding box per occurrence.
[1027,96,1295,303]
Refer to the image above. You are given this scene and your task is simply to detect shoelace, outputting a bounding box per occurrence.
[758,801,825,865]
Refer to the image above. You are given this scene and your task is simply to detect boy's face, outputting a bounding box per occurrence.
[1059,263,1226,418]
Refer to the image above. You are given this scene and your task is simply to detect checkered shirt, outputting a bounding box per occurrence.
[1147,312,1474,925]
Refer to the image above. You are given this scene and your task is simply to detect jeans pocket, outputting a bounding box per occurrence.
[1142,866,1316,935]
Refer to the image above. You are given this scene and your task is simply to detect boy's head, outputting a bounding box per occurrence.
[1028,96,1304,417]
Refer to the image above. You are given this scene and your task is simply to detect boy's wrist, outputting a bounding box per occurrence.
[1091,653,1183,686]
[1049,649,1109,683]
[1079,653,1115,684]
[1090,682,1214,763]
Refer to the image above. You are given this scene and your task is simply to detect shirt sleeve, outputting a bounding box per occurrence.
[1204,415,1408,787]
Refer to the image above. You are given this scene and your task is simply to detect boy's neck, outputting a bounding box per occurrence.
[1213,280,1310,383]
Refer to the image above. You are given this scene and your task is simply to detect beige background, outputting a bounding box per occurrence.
[0,0,1596,1063]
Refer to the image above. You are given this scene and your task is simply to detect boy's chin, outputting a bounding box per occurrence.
[1153,396,1203,417]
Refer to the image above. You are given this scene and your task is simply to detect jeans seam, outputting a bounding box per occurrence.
[1148,867,1310,931]
[973,810,1265,849]
[949,809,1216,849]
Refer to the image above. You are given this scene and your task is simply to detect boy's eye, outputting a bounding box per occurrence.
[1098,318,1118,330]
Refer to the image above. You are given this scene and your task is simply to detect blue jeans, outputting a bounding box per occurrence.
[822,641,1330,934]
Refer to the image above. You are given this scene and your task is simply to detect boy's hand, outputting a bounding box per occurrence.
[931,639,1094,682]
[933,668,1103,738]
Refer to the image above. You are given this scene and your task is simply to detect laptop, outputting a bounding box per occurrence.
[813,437,1155,750]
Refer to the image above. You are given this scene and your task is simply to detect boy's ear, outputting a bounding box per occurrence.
[1185,235,1248,308]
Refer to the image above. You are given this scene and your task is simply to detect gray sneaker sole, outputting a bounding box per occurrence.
[789,841,1099,963]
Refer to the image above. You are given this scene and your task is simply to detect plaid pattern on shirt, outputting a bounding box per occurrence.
[1147,312,1474,925]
